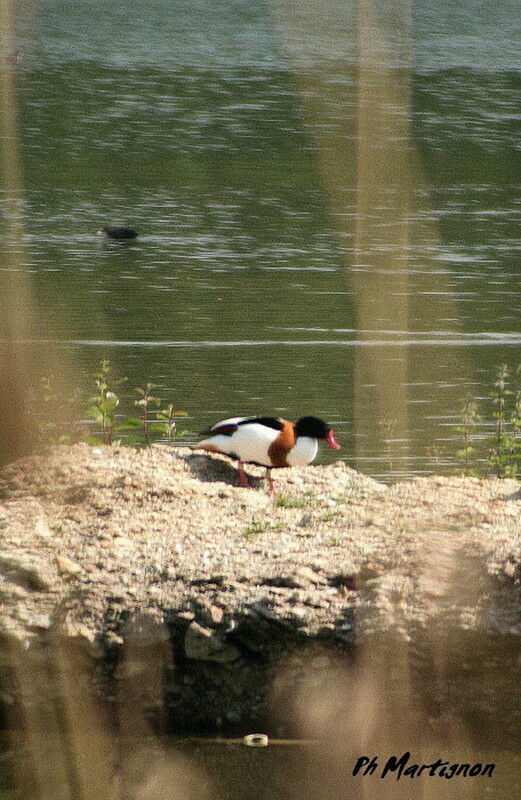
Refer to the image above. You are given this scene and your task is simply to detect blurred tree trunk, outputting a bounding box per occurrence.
[267,0,464,474]
[0,0,35,464]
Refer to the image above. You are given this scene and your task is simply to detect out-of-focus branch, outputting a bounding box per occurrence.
[0,0,35,464]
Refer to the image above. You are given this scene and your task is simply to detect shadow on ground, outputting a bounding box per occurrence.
[184,452,265,489]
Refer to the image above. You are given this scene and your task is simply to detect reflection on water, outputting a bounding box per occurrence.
[176,738,520,800]
[2,589,521,796]
[1,737,520,800]
[1,626,520,800]
[1,0,519,477]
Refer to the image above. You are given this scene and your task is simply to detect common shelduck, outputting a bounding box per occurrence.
[195,415,340,492]
[97,226,138,240]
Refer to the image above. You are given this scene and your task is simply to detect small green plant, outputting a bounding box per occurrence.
[156,403,189,442]
[487,364,519,478]
[134,382,161,443]
[274,494,308,509]
[28,363,191,448]
[30,375,85,446]
[321,511,337,522]
[453,364,520,478]
[456,397,481,476]
[242,520,270,537]
[510,386,521,469]
[325,536,340,547]
[271,521,285,532]
[85,360,127,444]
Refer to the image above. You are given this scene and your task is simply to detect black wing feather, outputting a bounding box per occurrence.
[199,416,283,437]
[198,423,239,437]
[237,416,283,431]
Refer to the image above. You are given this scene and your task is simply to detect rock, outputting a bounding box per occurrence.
[293,566,327,586]
[163,567,177,581]
[194,599,225,627]
[19,610,51,630]
[261,567,326,589]
[184,621,240,663]
[503,559,518,579]
[56,555,82,578]
[0,554,53,592]
[330,563,359,589]
[287,607,309,625]
[261,574,298,589]
[177,611,195,621]
[248,604,295,633]
[357,563,380,581]
[63,622,97,643]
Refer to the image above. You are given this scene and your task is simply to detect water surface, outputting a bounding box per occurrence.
[1,0,520,478]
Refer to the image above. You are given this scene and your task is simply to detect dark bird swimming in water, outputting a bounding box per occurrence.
[97,226,138,240]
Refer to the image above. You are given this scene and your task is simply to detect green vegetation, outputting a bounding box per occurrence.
[85,362,189,445]
[320,511,338,522]
[30,361,520,481]
[85,360,127,444]
[274,493,309,509]
[133,382,161,443]
[456,364,520,478]
[488,364,520,478]
[325,536,341,547]
[156,403,189,442]
[242,519,286,537]
[242,520,270,537]
[455,398,481,476]
[33,360,189,447]
[334,492,351,504]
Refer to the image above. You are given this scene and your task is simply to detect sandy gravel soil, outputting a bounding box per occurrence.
[0,444,519,732]
[0,443,520,642]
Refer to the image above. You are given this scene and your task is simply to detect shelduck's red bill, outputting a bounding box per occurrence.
[326,429,341,449]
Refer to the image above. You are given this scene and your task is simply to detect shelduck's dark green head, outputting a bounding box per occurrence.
[295,416,340,448]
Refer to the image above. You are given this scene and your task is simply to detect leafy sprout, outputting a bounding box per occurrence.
[134,382,161,443]
[156,403,189,442]
[85,360,127,444]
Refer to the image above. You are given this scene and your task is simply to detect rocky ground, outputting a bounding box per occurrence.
[0,443,520,734]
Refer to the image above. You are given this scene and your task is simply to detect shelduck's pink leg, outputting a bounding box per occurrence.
[266,468,277,496]
[238,461,250,488]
